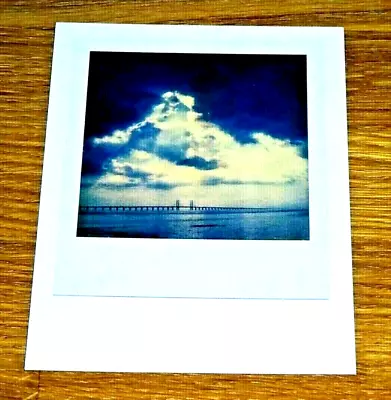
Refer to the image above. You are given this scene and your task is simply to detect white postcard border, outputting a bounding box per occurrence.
[25,23,355,374]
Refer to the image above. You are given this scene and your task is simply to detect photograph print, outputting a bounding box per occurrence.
[77,52,309,240]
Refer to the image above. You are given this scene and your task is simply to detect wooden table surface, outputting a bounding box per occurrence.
[1,1,390,399]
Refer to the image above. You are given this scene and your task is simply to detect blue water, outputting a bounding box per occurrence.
[77,210,309,240]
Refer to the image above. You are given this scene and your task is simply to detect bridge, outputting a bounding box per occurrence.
[79,200,277,213]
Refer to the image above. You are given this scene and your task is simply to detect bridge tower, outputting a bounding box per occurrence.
[190,200,194,210]
[176,200,180,210]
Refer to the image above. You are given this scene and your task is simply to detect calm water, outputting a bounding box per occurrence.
[77,210,309,240]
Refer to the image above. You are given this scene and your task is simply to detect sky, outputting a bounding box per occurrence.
[79,52,309,208]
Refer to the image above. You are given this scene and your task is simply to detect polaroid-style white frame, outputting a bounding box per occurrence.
[25,23,355,374]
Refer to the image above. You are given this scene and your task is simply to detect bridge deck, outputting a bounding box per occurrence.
[78,205,301,213]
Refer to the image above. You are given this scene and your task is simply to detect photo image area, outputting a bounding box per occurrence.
[77,52,309,241]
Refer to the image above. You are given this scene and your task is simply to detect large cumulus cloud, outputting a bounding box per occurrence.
[84,91,308,194]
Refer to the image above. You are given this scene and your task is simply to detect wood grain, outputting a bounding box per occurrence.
[1,1,390,398]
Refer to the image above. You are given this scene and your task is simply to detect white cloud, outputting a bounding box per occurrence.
[93,120,145,145]
[87,91,308,207]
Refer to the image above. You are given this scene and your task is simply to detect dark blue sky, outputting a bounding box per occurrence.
[82,51,307,177]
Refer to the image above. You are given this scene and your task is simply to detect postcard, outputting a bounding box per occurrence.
[25,23,355,373]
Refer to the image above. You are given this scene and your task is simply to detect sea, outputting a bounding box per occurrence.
[77,209,309,240]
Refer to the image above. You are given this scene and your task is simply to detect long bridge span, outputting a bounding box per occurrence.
[79,200,278,213]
